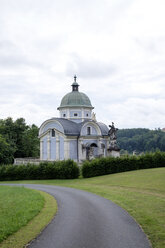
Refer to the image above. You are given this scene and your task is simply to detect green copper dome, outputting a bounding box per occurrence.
[57,76,94,110]
[58,91,93,109]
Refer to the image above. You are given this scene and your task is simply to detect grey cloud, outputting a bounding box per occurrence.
[134,36,165,54]
[0,40,46,69]
[0,40,16,49]
[0,0,165,129]
[134,37,157,53]
[0,54,46,68]
[0,76,30,95]
[150,73,165,82]
[100,97,165,129]
[66,55,117,79]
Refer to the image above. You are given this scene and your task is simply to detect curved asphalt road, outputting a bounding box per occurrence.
[3,184,151,248]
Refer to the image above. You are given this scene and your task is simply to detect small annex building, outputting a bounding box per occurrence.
[39,76,110,162]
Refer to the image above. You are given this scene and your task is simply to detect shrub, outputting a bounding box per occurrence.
[0,159,79,181]
[82,152,165,178]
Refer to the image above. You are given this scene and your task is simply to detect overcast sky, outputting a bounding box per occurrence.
[0,0,165,129]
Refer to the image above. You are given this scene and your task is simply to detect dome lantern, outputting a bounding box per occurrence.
[71,75,79,92]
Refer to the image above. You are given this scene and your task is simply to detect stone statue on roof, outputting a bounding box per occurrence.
[92,112,96,122]
[108,122,118,140]
[108,122,120,151]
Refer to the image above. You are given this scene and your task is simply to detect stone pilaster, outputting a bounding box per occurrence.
[98,138,103,156]
[107,139,110,153]
[64,139,69,159]
[56,135,60,160]
[103,145,106,157]
[47,133,51,160]
[67,109,70,119]
[78,138,84,162]
[40,140,43,160]
[82,108,84,122]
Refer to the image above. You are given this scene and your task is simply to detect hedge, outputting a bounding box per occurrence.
[1,152,165,180]
[82,151,165,178]
[0,159,79,181]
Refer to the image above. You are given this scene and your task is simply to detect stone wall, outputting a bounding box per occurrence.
[14,158,41,165]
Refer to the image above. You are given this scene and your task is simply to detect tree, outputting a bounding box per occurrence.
[0,134,15,164]
[117,128,165,153]
[22,124,40,157]
[13,118,29,157]
[0,117,39,164]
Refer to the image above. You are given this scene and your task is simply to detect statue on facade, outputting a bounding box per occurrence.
[92,112,96,122]
[108,122,120,151]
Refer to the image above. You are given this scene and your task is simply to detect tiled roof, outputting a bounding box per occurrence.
[97,122,109,135]
[41,118,109,136]
[50,118,80,135]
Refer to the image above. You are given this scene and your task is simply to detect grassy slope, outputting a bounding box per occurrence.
[1,168,165,248]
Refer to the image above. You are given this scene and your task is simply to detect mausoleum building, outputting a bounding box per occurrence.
[39,76,111,162]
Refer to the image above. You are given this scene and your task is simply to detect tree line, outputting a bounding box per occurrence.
[0,117,165,164]
[0,117,39,164]
[117,128,165,154]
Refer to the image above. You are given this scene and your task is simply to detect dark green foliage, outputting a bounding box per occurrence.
[82,151,165,178]
[117,128,165,153]
[0,159,79,180]
[0,134,15,164]
[0,117,39,164]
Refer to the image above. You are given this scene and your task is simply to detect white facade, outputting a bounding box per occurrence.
[39,118,109,162]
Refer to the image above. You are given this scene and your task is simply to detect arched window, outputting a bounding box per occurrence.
[52,129,55,137]
[87,127,91,135]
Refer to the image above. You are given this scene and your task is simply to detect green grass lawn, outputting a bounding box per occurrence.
[0,189,57,248]
[1,168,165,248]
[0,186,44,244]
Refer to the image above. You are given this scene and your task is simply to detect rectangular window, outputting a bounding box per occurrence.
[87,127,91,135]
[63,114,66,117]
[74,113,78,116]
[52,129,55,137]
